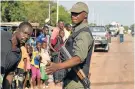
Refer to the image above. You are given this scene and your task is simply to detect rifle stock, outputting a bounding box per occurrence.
[59,46,90,89]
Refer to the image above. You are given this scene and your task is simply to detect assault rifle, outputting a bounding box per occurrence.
[59,46,90,89]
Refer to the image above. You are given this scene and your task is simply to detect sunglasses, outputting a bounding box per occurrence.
[71,12,82,16]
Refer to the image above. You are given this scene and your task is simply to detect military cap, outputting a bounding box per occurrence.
[70,2,89,13]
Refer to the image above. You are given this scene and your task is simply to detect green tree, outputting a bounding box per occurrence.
[105,24,110,31]
[130,24,135,31]
[123,26,129,31]
[1,1,9,21]
[21,1,50,26]
[1,1,26,22]
[49,2,71,26]
[123,26,129,34]
[89,23,97,26]
[1,1,71,27]
[59,5,71,24]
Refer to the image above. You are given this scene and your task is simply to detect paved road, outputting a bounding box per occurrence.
[46,34,134,89]
[90,34,134,89]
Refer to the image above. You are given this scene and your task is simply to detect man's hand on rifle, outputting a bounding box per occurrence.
[45,61,61,75]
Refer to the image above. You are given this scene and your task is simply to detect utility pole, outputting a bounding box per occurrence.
[96,14,99,26]
[102,20,104,26]
[48,2,51,25]
[49,3,50,20]
[93,8,95,24]
[56,0,59,24]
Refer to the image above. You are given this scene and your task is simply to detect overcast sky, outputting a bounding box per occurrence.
[58,0,134,26]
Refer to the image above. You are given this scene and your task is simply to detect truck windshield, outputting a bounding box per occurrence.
[110,25,117,28]
[90,27,106,32]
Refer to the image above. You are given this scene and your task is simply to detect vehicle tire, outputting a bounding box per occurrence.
[105,44,109,52]
[94,47,96,52]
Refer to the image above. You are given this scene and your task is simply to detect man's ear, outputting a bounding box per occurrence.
[84,12,88,19]
[85,16,87,19]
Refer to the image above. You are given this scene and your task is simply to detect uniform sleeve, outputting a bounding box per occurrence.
[73,32,93,62]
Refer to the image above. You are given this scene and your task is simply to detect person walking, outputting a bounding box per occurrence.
[119,25,125,43]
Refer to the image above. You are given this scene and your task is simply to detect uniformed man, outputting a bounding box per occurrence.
[1,22,33,89]
[46,2,94,89]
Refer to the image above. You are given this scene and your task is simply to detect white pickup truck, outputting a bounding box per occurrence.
[109,22,120,37]
[89,26,110,52]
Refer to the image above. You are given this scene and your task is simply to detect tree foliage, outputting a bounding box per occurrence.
[1,1,71,26]
[58,5,71,24]
[1,1,26,22]
[130,24,135,31]
[105,24,110,31]
[89,23,97,26]
[123,26,129,31]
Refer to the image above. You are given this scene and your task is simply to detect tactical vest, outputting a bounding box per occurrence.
[64,27,94,80]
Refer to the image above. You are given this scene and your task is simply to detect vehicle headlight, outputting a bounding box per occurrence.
[93,36,96,40]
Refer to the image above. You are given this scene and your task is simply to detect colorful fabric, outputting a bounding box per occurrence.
[27,38,35,46]
[36,33,46,43]
[50,27,60,40]
[31,48,40,68]
[31,65,41,80]
[26,55,31,70]
[63,28,71,41]
[40,48,50,66]
[46,35,51,51]
[51,36,64,51]
[18,46,28,69]
[40,66,48,80]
